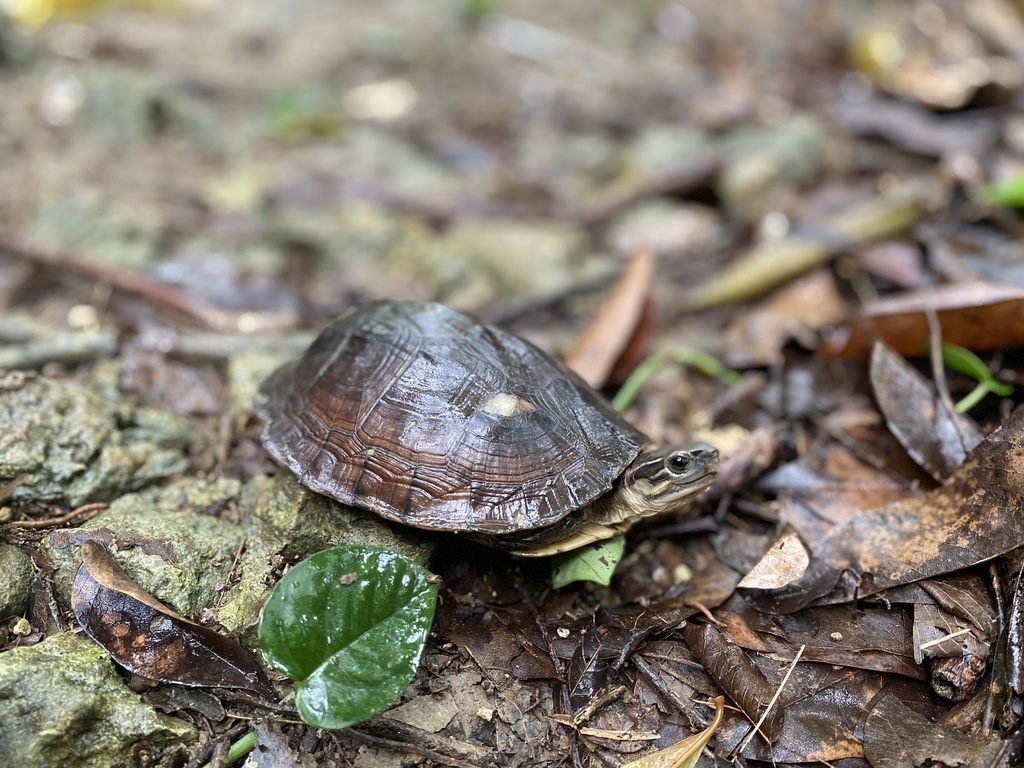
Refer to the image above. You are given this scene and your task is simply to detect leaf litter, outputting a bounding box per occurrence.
[5,1,1024,767]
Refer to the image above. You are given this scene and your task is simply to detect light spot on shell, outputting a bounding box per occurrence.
[483,393,535,417]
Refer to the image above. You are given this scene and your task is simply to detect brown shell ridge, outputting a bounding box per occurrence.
[258,301,648,535]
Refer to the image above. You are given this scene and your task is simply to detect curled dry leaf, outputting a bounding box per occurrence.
[737,530,810,590]
[746,405,1024,614]
[869,341,983,481]
[705,425,781,502]
[565,247,653,388]
[71,539,276,699]
[621,696,724,768]
[823,282,1024,358]
[681,623,783,744]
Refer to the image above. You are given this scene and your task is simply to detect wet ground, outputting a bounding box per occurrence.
[3,1,1024,766]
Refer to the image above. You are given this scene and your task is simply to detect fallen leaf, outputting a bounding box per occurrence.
[714,660,908,762]
[823,282,1024,358]
[621,696,724,768]
[856,240,932,289]
[870,341,984,481]
[681,623,783,743]
[863,692,1003,767]
[71,539,276,698]
[737,531,810,590]
[723,268,845,367]
[718,594,923,679]
[755,445,916,532]
[680,188,928,311]
[566,247,653,388]
[745,405,1024,613]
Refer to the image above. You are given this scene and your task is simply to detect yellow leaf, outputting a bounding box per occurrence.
[621,696,724,768]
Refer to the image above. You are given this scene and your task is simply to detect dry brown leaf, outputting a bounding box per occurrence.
[714,660,902,762]
[723,268,845,367]
[824,282,1024,358]
[71,540,276,698]
[717,594,923,679]
[565,247,653,388]
[681,623,783,743]
[621,696,724,768]
[746,404,1024,613]
[869,341,984,481]
[737,531,810,590]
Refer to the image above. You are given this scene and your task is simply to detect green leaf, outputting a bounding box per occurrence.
[612,348,740,412]
[938,343,1014,412]
[551,536,626,588]
[940,344,995,382]
[984,174,1024,207]
[258,545,438,729]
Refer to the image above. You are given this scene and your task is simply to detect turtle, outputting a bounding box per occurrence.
[256,300,719,557]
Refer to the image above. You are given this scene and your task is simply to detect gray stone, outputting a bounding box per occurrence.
[43,480,245,618]
[0,372,194,507]
[0,544,33,619]
[0,632,195,768]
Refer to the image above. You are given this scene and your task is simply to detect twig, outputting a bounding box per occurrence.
[348,725,487,768]
[0,233,242,332]
[926,305,959,421]
[737,644,804,755]
[10,502,107,529]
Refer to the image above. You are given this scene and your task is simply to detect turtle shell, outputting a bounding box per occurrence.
[256,300,649,535]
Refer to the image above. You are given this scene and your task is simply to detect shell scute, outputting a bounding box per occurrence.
[257,300,647,534]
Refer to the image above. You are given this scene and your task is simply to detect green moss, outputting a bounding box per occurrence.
[0,633,196,768]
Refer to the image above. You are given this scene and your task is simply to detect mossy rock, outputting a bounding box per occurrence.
[0,632,196,768]
[0,372,197,508]
[43,481,244,618]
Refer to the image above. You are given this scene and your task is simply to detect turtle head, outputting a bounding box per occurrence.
[494,442,720,557]
[618,442,719,517]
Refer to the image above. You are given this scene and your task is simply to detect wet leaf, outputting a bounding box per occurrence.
[71,539,275,698]
[551,536,625,588]
[258,545,438,729]
[869,341,983,481]
[717,594,923,679]
[863,692,1003,767]
[747,405,1024,613]
[621,695,724,768]
[681,623,783,743]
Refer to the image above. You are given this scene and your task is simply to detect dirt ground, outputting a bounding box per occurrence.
[3,1,1024,766]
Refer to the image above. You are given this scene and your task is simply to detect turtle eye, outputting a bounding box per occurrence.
[667,454,693,473]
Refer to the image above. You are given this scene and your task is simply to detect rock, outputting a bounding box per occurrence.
[0,372,194,507]
[0,632,195,768]
[216,473,430,643]
[0,544,33,619]
[43,479,245,618]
